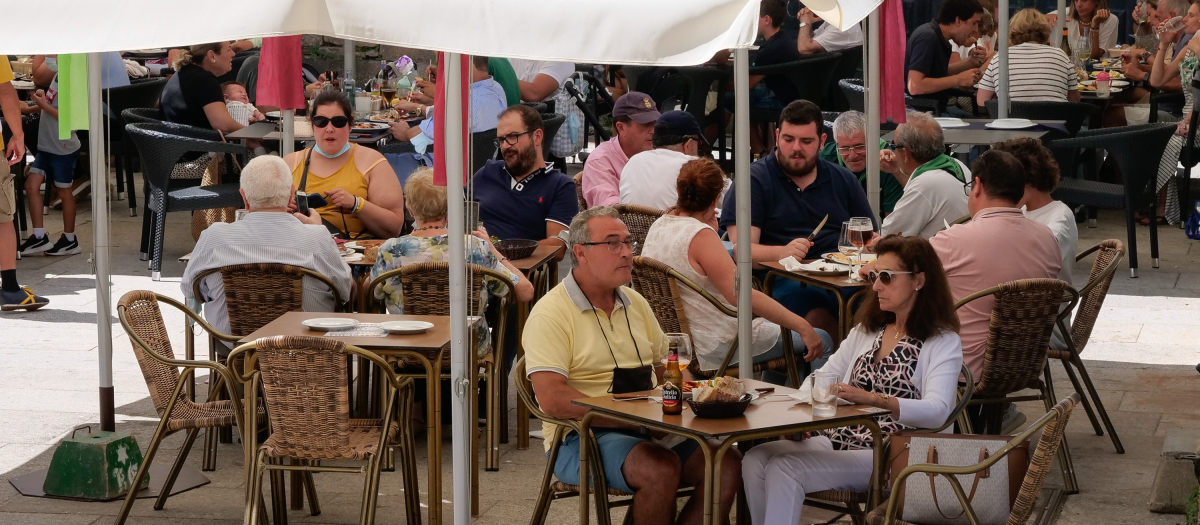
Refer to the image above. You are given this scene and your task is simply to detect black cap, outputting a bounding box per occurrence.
[654,110,710,146]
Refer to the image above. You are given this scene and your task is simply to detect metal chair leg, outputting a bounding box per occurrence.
[303,467,321,516]
[245,450,267,525]
[1058,359,1103,436]
[1042,383,1079,494]
[270,458,289,525]
[114,423,168,525]
[151,208,167,281]
[1071,354,1125,454]
[153,427,199,510]
[486,359,500,471]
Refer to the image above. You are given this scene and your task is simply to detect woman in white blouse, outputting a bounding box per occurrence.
[742,234,964,525]
[1048,0,1119,59]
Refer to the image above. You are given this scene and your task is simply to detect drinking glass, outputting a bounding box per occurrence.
[837,221,857,283]
[811,372,839,417]
[664,333,693,370]
[1076,29,1092,66]
[848,217,874,281]
[379,79,398,106]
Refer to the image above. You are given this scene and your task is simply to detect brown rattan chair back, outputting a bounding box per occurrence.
[573,173,587,211]
[614,203,664,257]
[956,278,1078,399]
[119,290,191,416]
[630,256,690,336]
[513,356,579,432]
[1070,239,1125,356]
[361,261,512,317]
[192,263,344,337]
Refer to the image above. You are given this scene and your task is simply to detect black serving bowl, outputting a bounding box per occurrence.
[686,393,753,418]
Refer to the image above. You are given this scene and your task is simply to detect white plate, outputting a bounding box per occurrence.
[302,318,360,331]
[341,253,364,263]
[352,122,390,131]
[933,117,969,128]
[985,118,1036,130]
[1079,79,1130,88]
[378,320,435,335]
[344,241,365,252]
[266,111,281,118]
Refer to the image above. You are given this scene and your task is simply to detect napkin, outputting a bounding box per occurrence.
[778,257,849,273]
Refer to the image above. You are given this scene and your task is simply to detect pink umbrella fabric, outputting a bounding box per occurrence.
[256,36,305,110]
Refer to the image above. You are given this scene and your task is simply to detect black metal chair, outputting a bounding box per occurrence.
[1176,109,1200,225]
[838,78,866,112]
[1148,88,1185,123]
[126,122,247,281]
[747,52,842,123]
[470,129,498,175]
[540,113,565,162]
[1049,123,1176,278]
[984,99,1099,138]
[826,46,863,112]
[122,107,165,125]
[104,79,168,216]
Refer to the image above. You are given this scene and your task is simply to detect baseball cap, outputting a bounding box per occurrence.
[612,91,661,124]
[655,110,710,146]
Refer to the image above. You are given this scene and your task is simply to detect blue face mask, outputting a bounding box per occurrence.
[315,142,351,159]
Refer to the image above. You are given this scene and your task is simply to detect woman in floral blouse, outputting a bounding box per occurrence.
[370,168,534,314]
[741,235,964,525]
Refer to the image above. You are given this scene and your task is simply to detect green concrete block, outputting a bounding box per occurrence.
[42,429,148,500]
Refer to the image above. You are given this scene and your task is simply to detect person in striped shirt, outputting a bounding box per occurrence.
[976,8,1081,106]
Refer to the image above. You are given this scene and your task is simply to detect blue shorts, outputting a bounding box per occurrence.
[551,430,699,494]
[30,151,80,189]
[770,277,844,318]
[723,83,784,111]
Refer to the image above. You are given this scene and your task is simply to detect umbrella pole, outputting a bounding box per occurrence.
[866,11,881,219]
[998,0,1010,118]
[281,110,295,156]
[442,52,472,525]
[734,47,752,378]
[344,39,356,96]
[88,52,115,432]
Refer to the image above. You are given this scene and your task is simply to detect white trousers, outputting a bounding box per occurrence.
[741,436,874,525]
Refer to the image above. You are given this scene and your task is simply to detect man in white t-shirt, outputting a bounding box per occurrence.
[877,112,970,239]
[796,8,864,55]
[619,111,712,212]
[508,59,582,158]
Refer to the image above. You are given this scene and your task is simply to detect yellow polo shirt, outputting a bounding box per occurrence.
[0,60,13,150]
[523,272,667,452]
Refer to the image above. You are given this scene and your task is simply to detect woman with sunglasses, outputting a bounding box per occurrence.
[641,158,834,383]
[284,90,407,239]
[742,234,963,525]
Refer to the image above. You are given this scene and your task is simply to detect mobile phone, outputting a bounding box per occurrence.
[295,190,309,215]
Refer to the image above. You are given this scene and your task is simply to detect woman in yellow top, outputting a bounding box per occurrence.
[286,91,406,238]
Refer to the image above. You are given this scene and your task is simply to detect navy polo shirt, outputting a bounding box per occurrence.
[474,160,579,242]
[904,20,952,98]
[719,152,876,256]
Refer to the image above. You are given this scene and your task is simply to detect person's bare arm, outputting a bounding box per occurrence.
[529,372,640,430]
[726,224,813,269]
[946,47,986,75]
[519,74,561,102]
[231,40,256,53]
[976,88,997,107]
[471,229,536,303]
[31,55,56,87]
[796,9,827,55]
[356,152,408,238]
[1068,89,1082,102]
[907,69,980,95]
[1150,34,1188,87]
[0,82,24,164]
[543,221,569,261]
[201,102,246,133]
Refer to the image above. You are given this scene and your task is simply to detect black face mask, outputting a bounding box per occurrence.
[586,293,654,395]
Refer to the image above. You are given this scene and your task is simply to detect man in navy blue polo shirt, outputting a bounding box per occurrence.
[720,100,875,337]
[474,105,578,261]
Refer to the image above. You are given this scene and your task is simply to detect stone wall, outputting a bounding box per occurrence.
[299,35,436,88]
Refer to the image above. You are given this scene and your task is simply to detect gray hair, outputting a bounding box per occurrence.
[1162,0,1188,18]
[832,110,866,139]
[566,206,622,266]
[240,156,294,210]
[896,111,945,164]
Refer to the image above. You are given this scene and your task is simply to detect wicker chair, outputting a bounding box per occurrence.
[113,291,261,525]
[190,263,347,470]
[1049,240,1125,454]
[957,278,1080,493]
[229,336,418,525]
[573,173,587,211]
[803,365,974,525]
[515,356,693,525]
[613,204,664,257]
[865,393,1081,525]
[361,261,513,472]
[630,256,802,385]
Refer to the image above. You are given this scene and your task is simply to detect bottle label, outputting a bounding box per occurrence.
[662,382,681,407]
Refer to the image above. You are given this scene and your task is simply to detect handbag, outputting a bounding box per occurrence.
[886,432,1030,525]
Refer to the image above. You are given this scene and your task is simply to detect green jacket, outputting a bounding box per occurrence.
[487,57,522,107]
[819,140,904,214]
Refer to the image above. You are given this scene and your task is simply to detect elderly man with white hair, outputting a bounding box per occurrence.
[182,155,353,344]
[818,111,904,216]
[876,111,971,240]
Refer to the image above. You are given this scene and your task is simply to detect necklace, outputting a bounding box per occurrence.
[890,323,907,343]
[413,224,446,231]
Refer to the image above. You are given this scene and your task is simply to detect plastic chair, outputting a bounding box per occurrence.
[1049,123,1175,277]
[540,113,565,162]
[122,107,165,125]
[984,99,1099,138]
[838,78,866,112]
[865,394,1081,525]
[471,129,498,175]
[612,203,663,257]
[126,122,247,281]
[104,78,168,215]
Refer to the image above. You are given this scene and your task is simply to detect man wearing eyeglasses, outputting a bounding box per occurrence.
[473,104,578,260]
[619,111,717,213]
[874,111,970,240]
[525,207,742,525]
[818,111,903,215]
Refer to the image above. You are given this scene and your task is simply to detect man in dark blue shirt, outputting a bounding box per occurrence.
[474,105,578,260]
[905,0,986,109]
[721,100,875,336]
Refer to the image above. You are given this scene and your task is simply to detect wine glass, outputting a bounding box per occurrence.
[1076,29,1092,66]
[837,222,857,283]
[848,217,874,280]
[664,333,693,370]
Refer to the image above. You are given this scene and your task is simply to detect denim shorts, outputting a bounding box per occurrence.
[551,429,699,494]
[723,83,784,111]
[31,150,80,188]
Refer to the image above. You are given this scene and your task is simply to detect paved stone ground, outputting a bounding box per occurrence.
[1,181,1197,524]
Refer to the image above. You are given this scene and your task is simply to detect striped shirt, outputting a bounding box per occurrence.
[977,43,1079,102]
[181,212,354,339]
[225,101,258,126]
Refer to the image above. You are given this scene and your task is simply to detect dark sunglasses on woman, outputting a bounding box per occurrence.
[867,269,913,285]
[312,115,350,128]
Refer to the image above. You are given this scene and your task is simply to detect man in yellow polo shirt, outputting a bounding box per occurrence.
[0,59,48,311]
[524,206,741,525]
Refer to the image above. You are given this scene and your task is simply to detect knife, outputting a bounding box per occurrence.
[806,214,830,242]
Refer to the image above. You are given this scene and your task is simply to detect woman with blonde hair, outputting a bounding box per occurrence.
[976,8,1081,105]
[159,42,245,133]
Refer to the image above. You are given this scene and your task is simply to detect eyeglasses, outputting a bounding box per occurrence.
[494,130,533,147]
[867,269,914,285]
[836,144,868,155]
[579,239,639,254]
[312,115,350,128]
[963,178,976,196]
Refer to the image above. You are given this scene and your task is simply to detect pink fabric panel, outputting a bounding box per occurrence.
[256,36,304,110]
[879,0,907,124]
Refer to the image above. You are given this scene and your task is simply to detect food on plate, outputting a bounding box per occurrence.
[364,245,380,261]
[692,376,747,403]
[353,122,384,129]
[1091,70,1123,79]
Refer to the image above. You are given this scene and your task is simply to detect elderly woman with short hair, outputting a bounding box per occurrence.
[976,8,1081,106]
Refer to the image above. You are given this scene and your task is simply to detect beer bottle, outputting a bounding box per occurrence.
[662,342,684,415]
[1059,27,1072,59]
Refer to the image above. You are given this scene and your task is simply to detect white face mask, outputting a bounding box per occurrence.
[44,57,58,72]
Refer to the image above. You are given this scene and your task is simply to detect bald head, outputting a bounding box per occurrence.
[895,111,945,164]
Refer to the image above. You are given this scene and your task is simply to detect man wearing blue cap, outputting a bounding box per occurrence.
[619,111,716,213]
[580,91,659,208]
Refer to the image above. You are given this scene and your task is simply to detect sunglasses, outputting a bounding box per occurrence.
[312,115,350,128]
[867,269,913,285]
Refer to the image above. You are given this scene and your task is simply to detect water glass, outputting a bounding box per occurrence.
[811,372,839,417]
